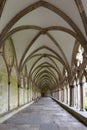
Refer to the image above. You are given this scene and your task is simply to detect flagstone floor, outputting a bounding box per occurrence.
[0,97,87,130]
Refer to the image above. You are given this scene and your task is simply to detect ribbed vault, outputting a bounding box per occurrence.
[0,0,87,94]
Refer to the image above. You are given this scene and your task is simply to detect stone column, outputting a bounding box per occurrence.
[56,91,58,99]
[59,90,61,101]
[76,84,78,109]
[61,89,63,102]
[18,84,20,107]
[27,79,29,103]
[56,91,57,99]
[54,92,56,98]
[8,81,10,111]
[64,87,66,103]
[66,87,68,104]
[80,82,84,111]
[62,89,64,102]
[69,85,74,107]
[74,85,76,107]
[58,90,59,100]
[8,70,11,111]
[23,77,25,104]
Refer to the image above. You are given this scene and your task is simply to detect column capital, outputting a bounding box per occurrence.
[8,81,10,85]
[76,84,79,86]
[18,84,20,88]
[80,82,85,86]
[70,85,74,88]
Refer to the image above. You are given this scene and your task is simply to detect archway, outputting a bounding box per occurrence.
[0,55,8,114]
[10,66,18,110]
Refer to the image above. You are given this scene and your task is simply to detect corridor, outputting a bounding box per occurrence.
[0,98,86,130]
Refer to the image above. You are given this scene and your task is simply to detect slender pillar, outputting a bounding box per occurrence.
[59,90,61,101]
[57,90,59,100]
[69,85,72,106]
[8,81,10,111]
[69,85,74,107]
[27,89,29,103]
[74,85,76,107]
[66,87,68,104]
[62,89,64,102]
[55,91,57,99]
[72,85,75,106]
[80,82,84,111]
[64,87,66,103]
[50,91,52,97]
[18,84,20,107]
[23,78,25,104]
[8,71,11,111]
[76,84,78,109]
[61,90,62,101]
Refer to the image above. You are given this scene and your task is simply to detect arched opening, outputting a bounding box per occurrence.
[19,73,24,105]
[10,66,18,110]
[82,74,87,111]
[0,55,8,114]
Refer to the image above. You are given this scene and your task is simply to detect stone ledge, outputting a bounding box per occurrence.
[0,101,34,123]
[51,97,87,126]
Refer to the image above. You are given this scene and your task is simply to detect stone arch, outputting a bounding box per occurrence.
[10,66,18,110]
[0,55,8,114]
[0,0,86,48]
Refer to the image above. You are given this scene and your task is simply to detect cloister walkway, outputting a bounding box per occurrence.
[0,98,87,130]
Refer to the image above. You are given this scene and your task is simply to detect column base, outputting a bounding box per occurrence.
[70,104,74,107]
[80,108,85,111]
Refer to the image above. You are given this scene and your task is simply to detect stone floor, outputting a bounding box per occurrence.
[0,97,87,130]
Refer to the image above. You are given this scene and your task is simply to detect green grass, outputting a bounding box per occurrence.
[84,97,87,111]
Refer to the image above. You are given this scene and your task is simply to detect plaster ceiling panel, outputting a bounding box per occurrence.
[46,0,86,38]
[30,61,58,77]
[32,58,62,76]
[24,48,59,63]
[28,57,57,73]
[32,68,46,79]
[42,57,60,69]
[32,66,58,80]
[11,7,73,30]
[32,49,57,58]
[0,0,38,32]
[81,0,87,15]
[12,29,39,65]
[35,74,56,84]
[51,57,63,74]
[23,35,65,63]
[49,67,59,78]
[49,31,75,66]
[26,55,41,74]
[32,68,58,80]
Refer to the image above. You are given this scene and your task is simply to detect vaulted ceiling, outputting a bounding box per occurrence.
[0,0,87,91]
